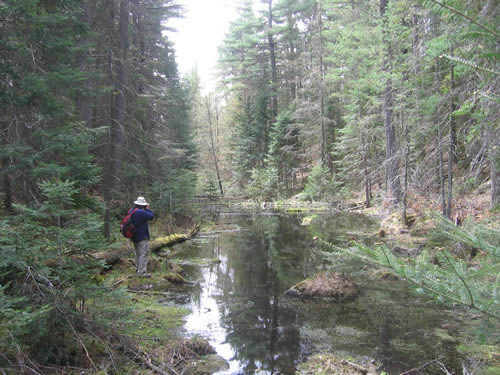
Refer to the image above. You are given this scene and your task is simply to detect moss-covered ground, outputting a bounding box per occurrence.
[101,257,189,350]
[88,225,229,374]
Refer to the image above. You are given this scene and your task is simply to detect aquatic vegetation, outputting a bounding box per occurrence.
[319,214,500,320]
[296,354,376,375]
[286,272,360,300]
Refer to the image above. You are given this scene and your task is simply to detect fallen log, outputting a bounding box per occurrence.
[92,233,188,266]
[92,246,133,266]
[150,234,188,253]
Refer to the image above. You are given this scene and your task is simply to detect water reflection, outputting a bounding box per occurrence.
[177,212,459,375]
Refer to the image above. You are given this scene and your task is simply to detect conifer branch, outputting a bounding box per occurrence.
[442,252,474,309]
[440,54,500,76]
[319,233,500,320]
[427,0,500,39]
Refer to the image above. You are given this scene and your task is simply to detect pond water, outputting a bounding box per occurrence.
[164,211,462,375]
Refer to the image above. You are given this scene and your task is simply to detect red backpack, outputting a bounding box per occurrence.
[120,208,138,238]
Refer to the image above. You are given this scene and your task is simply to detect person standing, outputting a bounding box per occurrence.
[129,196,154,277]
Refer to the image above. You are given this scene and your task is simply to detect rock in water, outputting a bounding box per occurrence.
[286,272,360,300]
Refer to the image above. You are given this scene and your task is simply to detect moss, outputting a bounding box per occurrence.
[165,272,186,284]
[372,269,399,280]
[150,234,187,252]
[103,253,175,290]
[127,276,155,289]
[301,215,317,225]
[480,367,500,375]
[167,262,185,274]
[410,215,436,237]
[124,295,189,351]
[147,258,162,272]
[91,252,191,371]
[458,343,500,369]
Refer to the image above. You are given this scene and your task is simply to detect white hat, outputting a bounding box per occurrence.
[134,196,148,206]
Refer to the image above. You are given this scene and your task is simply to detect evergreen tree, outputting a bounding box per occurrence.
[325,0,385,204]
[303,162,336,201]
[268,107,303,191]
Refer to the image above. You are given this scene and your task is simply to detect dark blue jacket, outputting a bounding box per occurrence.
[128,207,154,243]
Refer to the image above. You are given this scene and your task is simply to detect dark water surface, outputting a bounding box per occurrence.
[166,212,461,375]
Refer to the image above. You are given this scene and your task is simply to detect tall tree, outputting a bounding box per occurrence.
[325,0,385,203]
[205,94,224,196]
[380,0,401,204]
[265,0,279,119]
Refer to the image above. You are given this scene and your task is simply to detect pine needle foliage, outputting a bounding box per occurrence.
[319,214,500,320]
[0,180,130,368]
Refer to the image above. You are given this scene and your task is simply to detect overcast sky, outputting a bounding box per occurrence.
[167,0,240,91]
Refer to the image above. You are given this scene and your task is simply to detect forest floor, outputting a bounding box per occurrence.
[94,223,230,375]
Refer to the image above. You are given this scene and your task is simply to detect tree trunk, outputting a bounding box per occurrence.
[205,96,224,197]
[1,145,13,214]
[490,137,499,209]
[402,114,409,226]
[411,14,420,73]
[112,0,129,189]
[438,123,446,216]
[267,0,278,119]
[0,119,12,214]
[381,0,401,204]
[103,0,129,240]
[318,1,328,168]
[362,135,371,208]
[446,54,455,219]
[103,1,115,241]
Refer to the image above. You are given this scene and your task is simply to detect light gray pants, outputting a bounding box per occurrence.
[134,240,150,275]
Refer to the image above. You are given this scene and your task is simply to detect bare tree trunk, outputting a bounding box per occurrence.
[446,54,455,219]
[206,96,224,196]
[318,1,328,169]
[381,0,401,204]
[490,137,499,209]
[362,135,371,208]
[438,123,446,216]
[402,114,410,225]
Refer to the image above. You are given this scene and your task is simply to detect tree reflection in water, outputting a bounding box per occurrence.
[181,212,460,375]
